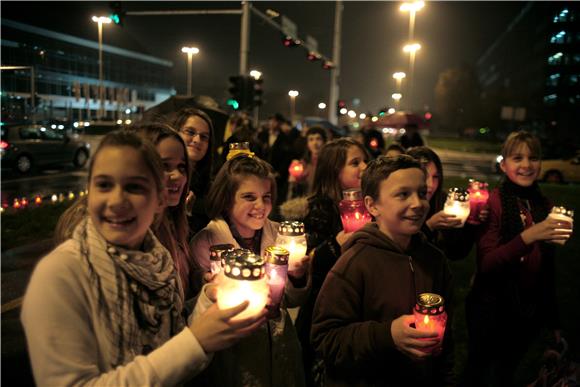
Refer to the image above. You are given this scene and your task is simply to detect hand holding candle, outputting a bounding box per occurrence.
[264,246,290,319]
[467,179,489,225]
[288,160,305,180]
[443,188,470,227]
[547,206,574,245]
[275,221,308,272]
[413,293,448,354]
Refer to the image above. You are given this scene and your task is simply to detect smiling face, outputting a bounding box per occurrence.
[339,145,368,190]
[365,168,429,249]
[179,115,210,165]
[88,146,164,250]
[500,143,541,187]
[157,136,188,207]
[228,175,273,238]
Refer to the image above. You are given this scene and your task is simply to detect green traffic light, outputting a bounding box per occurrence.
[227,99,240,110]
[110,14,120,24]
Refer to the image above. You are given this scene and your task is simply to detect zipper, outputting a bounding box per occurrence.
[408,255,418,306]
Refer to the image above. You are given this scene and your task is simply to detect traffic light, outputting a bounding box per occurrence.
[251,78,263,107]
[228,75,263,111]
[228,75,244,110]
[109,1,125,26]
[282,35,300,48]
[337,99,347,117]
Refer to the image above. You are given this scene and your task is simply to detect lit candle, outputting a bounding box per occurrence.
[288,160,305,179]
[413,293,448,354]
[275,221,308,272]
[209,244,234,276]
[443,188,470,227]
[547,206,574,245]
[467,179,489,225]
[339,189,373,233]
[264,246,290,319]
[226,142,254,160]
[217,249,268,321]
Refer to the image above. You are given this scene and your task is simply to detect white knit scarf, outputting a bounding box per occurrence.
[72,217,185,367]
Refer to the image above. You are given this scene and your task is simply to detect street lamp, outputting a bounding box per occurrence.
[249,70,262,126]
[403,43,421,111]
[249,69,262,80]
[181,46,200,96]
[91,16,111,120]
[392,93,402,109]
[392,72,406,92]
[318,102,327,110]
[288,90,299,123]
[400,1,425,41]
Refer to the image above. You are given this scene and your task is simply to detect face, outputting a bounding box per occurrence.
[366,168,429,247]
[179,115,210,164]
[500,143,541,187]
[307,134,324,156]
[157,137,188,207]
[88,146,164,250]
[228,175,273,238]
[425,161,441,201]
[385,149,403,158]
[339,145,368,190]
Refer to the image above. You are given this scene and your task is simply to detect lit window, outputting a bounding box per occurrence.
[550,30,567,44]
[553,9,569,23]
[548,52,564,65]
[546,73,560,86]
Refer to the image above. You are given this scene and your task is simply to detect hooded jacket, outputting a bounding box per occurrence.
[311,222,454,386]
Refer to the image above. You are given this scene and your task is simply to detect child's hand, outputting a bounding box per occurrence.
[521,217,572,244]
[204,284,218,302]
[425,211,462,230]
[336,231,353,246]
[203,271,218,284]
[390,315,439,360]
[288,255,311,279]
[189,302,267,353]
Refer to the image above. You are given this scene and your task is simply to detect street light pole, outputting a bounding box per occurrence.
[400,1,424,41]
[181,46,199,96]
[288,90,299,124]
[92,16,111,121]
[250,69,262,127]
[403,43,421,111]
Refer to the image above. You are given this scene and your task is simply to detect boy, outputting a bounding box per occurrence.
[311,155,454,386]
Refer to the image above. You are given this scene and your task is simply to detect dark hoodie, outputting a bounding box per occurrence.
[311,222,455,387]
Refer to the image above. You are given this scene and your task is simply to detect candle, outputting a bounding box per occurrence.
[467,179,489,225]
[226,142,254,160]
[275,221,308,272]
[443,188,470,227]
[264,246,290,319]
[209,244,234,276]
[217,249,268,321]
[339,189,373,233]
[413,293,448,353]
[547,206,574,245]
[288,160,305,179]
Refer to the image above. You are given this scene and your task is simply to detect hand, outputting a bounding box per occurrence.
[185,191,196,215]
[190,302,267,353]
[390,315,439,360]
[521,217,573,244]
[204,284,218,302]
[425,211,462,230]
[336,231,353,246]
[288,255,311,279]
[203,272,218,285]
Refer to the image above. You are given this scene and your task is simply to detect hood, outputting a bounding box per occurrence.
[342,222,426,256]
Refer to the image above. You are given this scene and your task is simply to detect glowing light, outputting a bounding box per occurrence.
[288,90,299,97]
[347,110,356,118]
[116,119,123,125]
[400,1,425,12]
[393,72,406,80]
[34,196,42,205]
[388,108,396,114]
[92,16,112,24]
[371,116,378,122]
[403,43,421,53]
[359,113,367,119]
[51,194,58,203]
[392,93,402,101]
[318,102,326,109]
[181,46,200,55]
[249,70,262,80]
[339,107,348,115]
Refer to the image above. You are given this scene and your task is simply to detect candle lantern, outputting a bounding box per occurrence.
[226,142,254,161]
[288,160,305,179]
[275,221,308,272]
[209,244,234,275]
[443,188,470,227]
[339,189,373,233]
[547,206,574,245]
[413,293,448,353]
[467,179,489,225]
[217,249,268,321]
[264,246,290,319]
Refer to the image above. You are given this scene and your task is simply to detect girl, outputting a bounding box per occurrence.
[295,138,369,387]
[22,130,266,386]
[465,131,572,386]
[132,123,200,300]
[288,126,327,198]
[190,154,310,387]
[172,107,216,234]
[407,146,486,260]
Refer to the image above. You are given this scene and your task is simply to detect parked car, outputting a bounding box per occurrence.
[0,124,90,174]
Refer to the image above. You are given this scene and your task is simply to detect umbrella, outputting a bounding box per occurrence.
[377,111,427,129]
[141,95,229,145]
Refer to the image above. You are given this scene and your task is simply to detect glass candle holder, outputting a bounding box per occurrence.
[217,249,268,321]
[288,160,305,179]
[264,246,290,319]
[209,244,234,276]
[547,206,574,245]
[226,142,253,160]
[275,221,307,272]
[467,179,489,225]
[339,189,372,233]
[443,188,471,227]
[413,293,448,354]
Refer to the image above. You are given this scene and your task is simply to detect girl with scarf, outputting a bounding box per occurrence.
[464,131,572,386]
[21,130,266,386]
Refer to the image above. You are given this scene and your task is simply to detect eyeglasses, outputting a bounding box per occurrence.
[180,128,210,142]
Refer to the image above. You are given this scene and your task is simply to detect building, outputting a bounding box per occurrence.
[476,2,579,146]
[1,18,175,125]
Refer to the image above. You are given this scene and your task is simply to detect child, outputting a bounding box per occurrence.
[295,138,369,386]
[190,154,310,387]
[464,131,572,386]
[385,143,405,158]
[22,130,266,386]
[288,126,328,198]
[311,155,454,386]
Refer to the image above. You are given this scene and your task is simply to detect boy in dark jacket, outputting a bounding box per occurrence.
[311,155,454,386]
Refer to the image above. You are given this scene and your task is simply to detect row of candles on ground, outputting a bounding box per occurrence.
[1,190,88,213]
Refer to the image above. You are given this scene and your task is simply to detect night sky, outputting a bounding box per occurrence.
[1,1,525,117]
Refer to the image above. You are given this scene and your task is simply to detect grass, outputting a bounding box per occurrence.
[444,177,580,384]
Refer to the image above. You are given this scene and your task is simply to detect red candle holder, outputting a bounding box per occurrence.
[288,160,305,179]
[413,293,448,354]
[264,246,289,319]
[467,179,489,225]
[339,189,372,233]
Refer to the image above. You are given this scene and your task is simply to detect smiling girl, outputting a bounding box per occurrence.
[21,131,265,386]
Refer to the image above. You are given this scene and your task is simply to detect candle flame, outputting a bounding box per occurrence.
[423,314,430,324]
[355,212,361,220]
